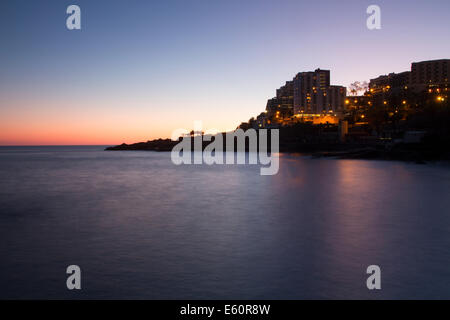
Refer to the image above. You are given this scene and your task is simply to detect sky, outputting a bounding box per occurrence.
[0,0,449,145]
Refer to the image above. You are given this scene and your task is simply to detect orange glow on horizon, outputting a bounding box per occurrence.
[0,98,246,146]
[0,122,241,146]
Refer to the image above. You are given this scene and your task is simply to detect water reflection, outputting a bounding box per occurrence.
[0,147,450,299]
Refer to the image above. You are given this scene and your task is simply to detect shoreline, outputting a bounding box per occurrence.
[105,138,450,164]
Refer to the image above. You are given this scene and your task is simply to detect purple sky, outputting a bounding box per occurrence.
[1,0,449,144]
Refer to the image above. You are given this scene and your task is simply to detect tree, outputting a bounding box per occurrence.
[348,81,369,96]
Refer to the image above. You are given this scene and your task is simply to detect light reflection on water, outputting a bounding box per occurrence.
[0,146,450,299]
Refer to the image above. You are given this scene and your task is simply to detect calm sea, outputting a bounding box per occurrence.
[0,146,450,299]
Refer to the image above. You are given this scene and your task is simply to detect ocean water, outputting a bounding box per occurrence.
[0,146,450,299]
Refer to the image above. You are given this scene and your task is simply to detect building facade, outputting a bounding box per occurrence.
[369,71,410,95]
[370,59,450,95]
[293,69,346,116]
[410,59,449,91]
[265,81,294,122]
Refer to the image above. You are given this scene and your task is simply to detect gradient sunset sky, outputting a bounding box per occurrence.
[1,0,449,145]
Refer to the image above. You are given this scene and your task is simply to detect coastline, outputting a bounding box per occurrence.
[105,137,450,164]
